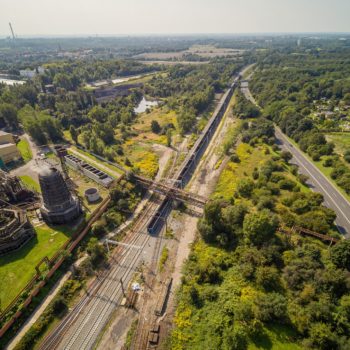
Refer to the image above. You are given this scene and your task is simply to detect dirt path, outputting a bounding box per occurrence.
[152,144,175,181]
[6,271,72,350]
[6,255,91,350]
[95,75,240,350]
[171,95,236,287]
[11,134,40,181]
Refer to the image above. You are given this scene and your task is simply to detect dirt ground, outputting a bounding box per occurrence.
[133,45,245,60]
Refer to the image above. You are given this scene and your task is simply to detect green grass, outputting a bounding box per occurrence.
[214,144,270,200]
[159,246,169,272]
[131,106,178,145]
[19,175,40,192]
[326,132,350,155]
[0,225,71,309]
[17,138,32,162]
[122,141,159,177]
[248,324,302,350]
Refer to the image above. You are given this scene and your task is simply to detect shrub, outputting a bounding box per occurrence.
[255,266,280,291]
[305,322,338,350]
[278,178,297,191]
[237,179,255,198]
[151,120,161,133]
[51,296,67,316]
[323,157,333,167]
[230,153,240,163]
[331,240,350,271]
[243,210,278,246]
[254,292,287,322]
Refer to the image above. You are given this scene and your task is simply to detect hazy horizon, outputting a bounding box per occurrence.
[1,0,350,37]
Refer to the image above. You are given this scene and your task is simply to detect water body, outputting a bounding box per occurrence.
[0,78,25,85]
[134,97,158,114]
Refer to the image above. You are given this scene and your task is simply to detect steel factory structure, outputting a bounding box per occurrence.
[39,167,81,225]
[0,169,36,255]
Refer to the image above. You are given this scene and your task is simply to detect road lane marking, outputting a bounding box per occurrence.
[277,130,350,229]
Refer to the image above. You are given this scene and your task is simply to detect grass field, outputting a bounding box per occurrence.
[123,140,159,178]
[248,324,302,350]
[19,175,40,192]
[17,138,32,162]
[214,143,271,200]
[0,225,71,309]
[132,106,178,145]
[326,132,350,155]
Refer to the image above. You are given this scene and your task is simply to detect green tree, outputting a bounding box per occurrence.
[331,240,350,271]
[69,125,78,144]
[305,323,338,350]
[236,179,254,198]
[255,266,280,291]
[86,237,105,266]
[88,105,108,123]
[0,103,18,129]
[166,128,172,147]
[254,292,287,322]
[281,150,293,162]
[151,120,161,134]
[243,210,278,246]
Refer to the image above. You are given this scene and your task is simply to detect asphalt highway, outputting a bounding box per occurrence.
[275,127,350,238]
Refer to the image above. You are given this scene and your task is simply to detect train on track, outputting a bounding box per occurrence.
[147,75,240,234]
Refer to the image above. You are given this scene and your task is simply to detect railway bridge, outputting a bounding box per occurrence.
[133,174,208,208]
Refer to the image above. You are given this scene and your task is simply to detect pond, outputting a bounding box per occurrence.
[134,97,159,114]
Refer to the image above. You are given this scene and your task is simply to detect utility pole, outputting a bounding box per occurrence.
[9,23,15,40]
[120,278,125,297]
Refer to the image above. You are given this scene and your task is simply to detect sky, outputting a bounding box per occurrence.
[1,0,349,37]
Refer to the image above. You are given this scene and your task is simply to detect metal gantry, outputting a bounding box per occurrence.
[134,175,208,208]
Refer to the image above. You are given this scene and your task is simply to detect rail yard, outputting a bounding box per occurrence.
[2,29,350,350]
[36,67,243,350]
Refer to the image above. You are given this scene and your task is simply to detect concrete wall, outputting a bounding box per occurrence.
[0,144,20,164]
[0,133,14,145]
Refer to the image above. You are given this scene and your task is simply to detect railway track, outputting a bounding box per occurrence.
[37,67,244,350]
[38,195,163,350]
[39,150,177,349]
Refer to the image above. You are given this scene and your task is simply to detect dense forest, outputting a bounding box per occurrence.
[250,49,350,194]
[0,58,243,174]
[171,117,350,350]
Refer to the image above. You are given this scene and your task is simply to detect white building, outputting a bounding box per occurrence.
[19,66,46,79]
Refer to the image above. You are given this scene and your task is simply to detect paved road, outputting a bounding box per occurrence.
[241,74,350,239]
[275,127,350,238]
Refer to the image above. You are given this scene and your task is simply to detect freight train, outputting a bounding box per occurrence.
[147,75,240,234]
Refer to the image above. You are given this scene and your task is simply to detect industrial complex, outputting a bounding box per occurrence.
[38,166,82,225]
[0,131,20,166]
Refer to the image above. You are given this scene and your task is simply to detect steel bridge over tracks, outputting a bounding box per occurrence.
[134,174,208,208]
